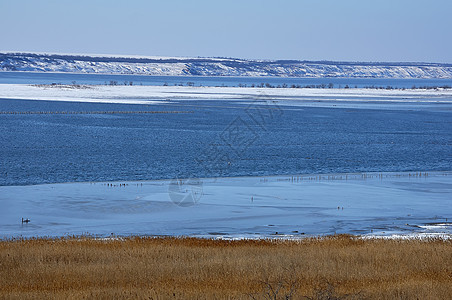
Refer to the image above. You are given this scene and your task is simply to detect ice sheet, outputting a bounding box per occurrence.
[1,84,452,105]
[1,172,451,239]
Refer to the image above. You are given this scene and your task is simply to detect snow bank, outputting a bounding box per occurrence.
[1,84,452,105]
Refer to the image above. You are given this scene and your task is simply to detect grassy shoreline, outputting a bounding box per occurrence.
[1,235,451,299]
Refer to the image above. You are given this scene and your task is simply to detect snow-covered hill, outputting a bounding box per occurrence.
[2,52,452,78]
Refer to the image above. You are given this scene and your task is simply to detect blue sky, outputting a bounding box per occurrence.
[1,0,451,63]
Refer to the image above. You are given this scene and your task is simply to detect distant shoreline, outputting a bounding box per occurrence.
[2,52,452,78]
[4,69,452,80]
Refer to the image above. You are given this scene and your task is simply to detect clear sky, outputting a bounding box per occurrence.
[1,0,451,63]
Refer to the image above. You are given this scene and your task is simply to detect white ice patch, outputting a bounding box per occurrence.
[1,171,451,239]
[1,84,452,106]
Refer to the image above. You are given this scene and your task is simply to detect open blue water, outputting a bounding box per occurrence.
[1,97,451,186]
[1,71,452,88]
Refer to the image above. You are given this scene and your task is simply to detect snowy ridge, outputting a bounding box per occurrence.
[2,52,452,78]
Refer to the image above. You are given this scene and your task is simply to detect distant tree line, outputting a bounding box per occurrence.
[161,82,452,90]
[106,80,133,86]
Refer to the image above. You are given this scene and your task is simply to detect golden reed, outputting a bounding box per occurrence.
[1,235,451,299]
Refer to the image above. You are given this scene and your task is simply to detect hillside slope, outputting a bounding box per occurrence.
[2,52,452,78]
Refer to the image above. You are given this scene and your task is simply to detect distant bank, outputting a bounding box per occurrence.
[2,52,452,78]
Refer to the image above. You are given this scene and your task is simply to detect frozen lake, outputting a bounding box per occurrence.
[0,79,451,238]
[0,172,451,239]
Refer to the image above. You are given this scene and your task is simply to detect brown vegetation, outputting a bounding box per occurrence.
[0,235,451,299]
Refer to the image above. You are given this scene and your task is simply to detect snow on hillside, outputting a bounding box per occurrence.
[1,52,452,78]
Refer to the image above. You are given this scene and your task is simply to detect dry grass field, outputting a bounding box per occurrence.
[0,235,451,299]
